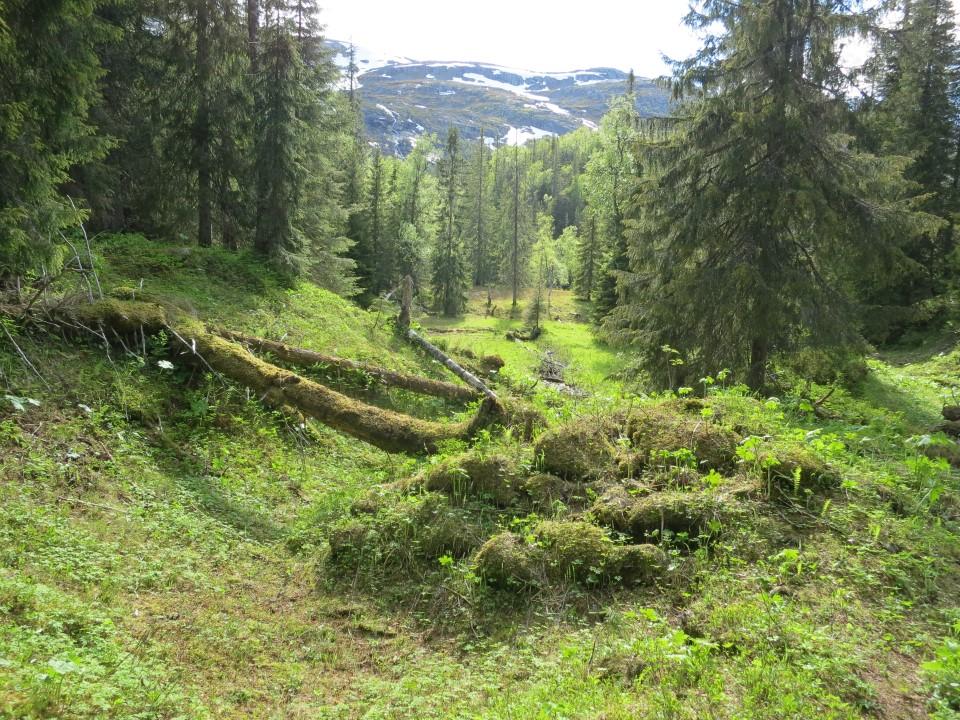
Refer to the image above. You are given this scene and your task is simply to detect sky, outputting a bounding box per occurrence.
[318,0,703,77]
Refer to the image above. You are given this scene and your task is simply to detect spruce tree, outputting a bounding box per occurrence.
[610,0,931,389]
[432,128,468,316]
[0,0,110,279]
[860,0,960,331]
[575,211,600,300]
[585,84,640,321]
[253,14,304,271]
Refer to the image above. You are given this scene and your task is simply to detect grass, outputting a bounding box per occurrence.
[1,235,958,719]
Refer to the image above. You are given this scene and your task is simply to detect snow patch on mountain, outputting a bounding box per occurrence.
[504,126,555,146]
[452,73,571,116]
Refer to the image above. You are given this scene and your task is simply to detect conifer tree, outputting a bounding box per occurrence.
[575,211,600,300]
[509,144,524,312]
[610,0,931,389]
[585,83,640,321]
[860,0,960,328]
[0,0,110,278]
[253,18,303,269]
[432,128,468,316]
[468,130,492,287]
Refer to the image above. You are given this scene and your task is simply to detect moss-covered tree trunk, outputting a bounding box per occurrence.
[60,300,498,454]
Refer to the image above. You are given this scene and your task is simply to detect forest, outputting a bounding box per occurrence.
[2,0,960,718]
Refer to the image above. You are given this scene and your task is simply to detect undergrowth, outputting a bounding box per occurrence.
[0,234,958,718]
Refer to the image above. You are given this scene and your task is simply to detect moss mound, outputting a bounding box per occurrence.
[592,488,735,540]
[522,473,579,506]
[534,416,621,480]
[328,520,377,566]
[609,544,668,584]
[473,532,539,589]
[627,405,740,471]
[328,492,485,571]
[423,452,522,505]
[761,447,839,491]
[474,520,667,590]
[535,520,613,582]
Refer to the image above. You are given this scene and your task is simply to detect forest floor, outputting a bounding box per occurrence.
[1,235,959,719]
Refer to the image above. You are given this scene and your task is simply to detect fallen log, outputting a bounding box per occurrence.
[56,299,498,454]
[395,274,500,407]
[215,329,477,403]
[405,328,500,407]
[939,419,960,438]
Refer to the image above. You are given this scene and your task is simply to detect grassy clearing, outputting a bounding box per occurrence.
[1,236,959,718]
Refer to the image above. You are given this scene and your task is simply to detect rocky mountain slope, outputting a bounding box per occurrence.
[328,40,670,155]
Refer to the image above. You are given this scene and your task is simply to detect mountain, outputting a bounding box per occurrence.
[327,40,670,156]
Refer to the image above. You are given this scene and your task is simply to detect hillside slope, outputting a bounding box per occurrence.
[1,235,959,719]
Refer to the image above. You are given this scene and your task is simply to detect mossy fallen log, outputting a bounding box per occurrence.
[58,299,498,454]
[215,329,478,403]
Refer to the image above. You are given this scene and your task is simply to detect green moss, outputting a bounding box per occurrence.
[535,520,612,582]
[473,532,539,589]
[534,416,621,479]
[332,491,486,571]
[608,544,668,585]
[327,520,377,567]
[627,404,740,471]
[474,520,667,590]
[522,473,578,506]
[592,487,736,540]
[761,446,840,490]
[423,452,522,505]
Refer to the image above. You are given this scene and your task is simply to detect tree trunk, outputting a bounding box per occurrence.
[195,0,213,248]
[747,336,768,391]
[217,328,477,402]
[406,328,500,407]
[55,300,499,454]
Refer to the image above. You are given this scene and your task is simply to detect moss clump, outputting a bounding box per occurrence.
[474,520,667,590]
[592,488,734,540]
[609,544,668,585]
[921,440,960,468]
[761,447,839,490]
[523,473,578,506]
[474,532,539,589]
[589,483,649,531]
[70,299,169,335]
[328,492,485,574]
[413,495,486,558]
[627,405,740,472]
[481,354,505,372]
[327,520,377,566]
[423,452,522,505]
[534,416,621,480]
[535,520,612,583]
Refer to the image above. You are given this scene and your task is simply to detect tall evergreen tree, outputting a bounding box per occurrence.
[253,18,302,268]
[575,210,600,300]
[432,128,468,316]
[610,0,931,389]
[0,0,110,279]
[860,0,960,332]
[585,83,640,321]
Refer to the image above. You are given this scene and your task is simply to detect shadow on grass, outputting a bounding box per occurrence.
[857,372,941,433]
[151,442,284,544]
